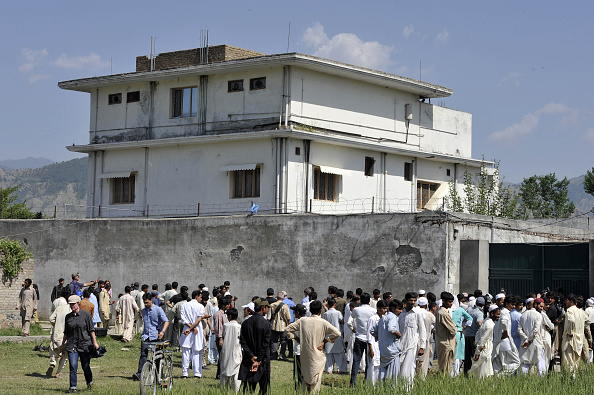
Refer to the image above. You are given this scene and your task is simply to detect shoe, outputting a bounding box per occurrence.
[181,376,188,379]
[69,389,77,393]
[46,366,54,377]
[87,382,93,390]
[202,366,210,370]
[132,373,141,381]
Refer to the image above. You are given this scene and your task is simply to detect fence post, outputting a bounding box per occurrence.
[309,199,312,213]
[197,203,200,217]
[146,205,149,218]
[371,197,374,214]
[98,205,101,218]
[11,206,13,219]
[54,206,57,219]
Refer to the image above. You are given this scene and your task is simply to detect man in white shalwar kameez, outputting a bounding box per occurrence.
[118,286,139,342]
[48,291,70,377]
[285,300,341,394]
[469,305,497,378]
[398,292,427,385]
[220,308,242,393]
[492,294,520,375]
[375,299,403,383]
[180,290,206,378]
[415,297,435,379]
[323,298,347,374]
[540,302,554,368]
[562,294,586,375]
[518,298,546,376]
[365,300,387,386]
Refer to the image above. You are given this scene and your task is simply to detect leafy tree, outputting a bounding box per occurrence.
[585,168,594,212]
[0,186,38,219]
[518,174,575,219]
[446,159,519,218]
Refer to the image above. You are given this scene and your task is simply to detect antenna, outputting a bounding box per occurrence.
[110,58,112,75]
[200,30,210,64]
[287,22,291,52]
[150,36,157,71]
[419,60,422,80]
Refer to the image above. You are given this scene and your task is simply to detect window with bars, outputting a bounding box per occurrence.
[172,87,198,118]
[417,181,439,210]
[111,174,136,204]
[313,168,337,201]
[233,167,260,198]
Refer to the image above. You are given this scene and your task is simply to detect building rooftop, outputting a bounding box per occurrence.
[58,45,452,99]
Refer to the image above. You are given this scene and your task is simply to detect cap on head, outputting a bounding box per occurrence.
[68,295,81,304]
[256,298,270,307]
[71,272,79,279]
[476,297,485,306]
[417,297,428,306]
[489,304,499,312]
[291,304,306,316]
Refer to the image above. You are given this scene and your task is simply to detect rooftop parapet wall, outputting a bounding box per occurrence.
[136,45,266,72]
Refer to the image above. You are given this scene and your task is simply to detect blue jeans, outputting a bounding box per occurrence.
[349,338,367,387]
[68,351,93,390]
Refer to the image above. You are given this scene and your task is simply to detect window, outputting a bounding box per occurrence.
[112,174,136,204]
[228,80,244,92]
[295,147,301,156]
[250,77,266,90]
[108,93,122,105]
[233,167,260,198]
[365,157,375,177]
[127,91,140,103]
[417,181,439,210]
[404,162,412,181]
[313,168,337,201]
[446,168,451,177]
[172,87,198,118]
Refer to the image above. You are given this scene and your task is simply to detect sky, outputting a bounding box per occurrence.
[1,1,593,183]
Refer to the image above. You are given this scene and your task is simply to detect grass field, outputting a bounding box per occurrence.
[0,323,49,336]
[1,334,593,394]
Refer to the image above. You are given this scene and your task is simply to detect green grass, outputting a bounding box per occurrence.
[0,323,49,336]
[0,334,593,394]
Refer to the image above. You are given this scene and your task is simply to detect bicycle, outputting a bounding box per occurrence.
[140,341,173,395]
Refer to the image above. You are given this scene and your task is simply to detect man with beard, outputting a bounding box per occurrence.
[518,298,546,376]
[492,294,520,375]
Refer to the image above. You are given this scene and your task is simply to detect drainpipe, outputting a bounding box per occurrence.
[382,152,387,212]
[303,140,311,212]
[284,66,291,127]
[274,138,280,213]
[144,148,149,216]
[284,137,289,213]
[412,157,418,211]
[91,153,97,218]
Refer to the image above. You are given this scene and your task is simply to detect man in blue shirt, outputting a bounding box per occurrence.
[133,293,169,381]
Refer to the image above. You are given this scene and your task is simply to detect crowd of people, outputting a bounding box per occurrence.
[33,272,594,393]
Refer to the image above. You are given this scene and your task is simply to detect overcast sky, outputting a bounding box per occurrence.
[2,1,593,183]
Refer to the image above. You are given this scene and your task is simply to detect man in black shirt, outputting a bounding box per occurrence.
[51,278,64,303]
[239,299,271,394]
[62,295,99,393]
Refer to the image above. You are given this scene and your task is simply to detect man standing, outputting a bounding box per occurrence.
[51,278,65,303]
[323,298,347,374]
[375,299,403,383]
[366,299,386,386]
[213,296,231,379]
[133,293,169,381]
[67,273,97,297]
[334,289,347,317]
[239,299,271,394]
[220,308,242,393]
[562,294,586,375]
[118,286,139,343]
[135,284,148,334]
[99,282,111,329]
[48,289,70,377]
[285,300,341,394]
[348,292,375,387]
[464,296,485,375]
[415,296,435,379]
[435,292,457,375]
[492,294,520,375]
[62,295,99,392]
[179,290,206,378]
[469,305,498,378]
[16,278,37,336]
[398,292,427,384]
[518,298,546,376]
[160,282,178,341]
[270,292,291,360]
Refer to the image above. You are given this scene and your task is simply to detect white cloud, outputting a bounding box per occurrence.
[436,27,450,43]
[584,128,594,145]
[403,25,414,38]
[51,52,109,69]
[28,74,51,84]
[488,102,578,144]
[301,23,394,70]
[19,48,48,72]
[498,72,524,87]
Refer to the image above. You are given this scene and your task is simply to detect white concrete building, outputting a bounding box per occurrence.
[60,45,486,218]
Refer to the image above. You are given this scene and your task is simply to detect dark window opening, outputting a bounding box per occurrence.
[365,157,375,177]
[233,167,261,198]
[417,181,439,210]
[250,77,266,90]
[127,91,140,103]
[295,147,301,156]
[313,168,337,201]
[108,93,122,105]
[172,87,198,118]
[446,168,451,177]
[112,174,136,204]
[228,80,244,92]
[404,162,412,181]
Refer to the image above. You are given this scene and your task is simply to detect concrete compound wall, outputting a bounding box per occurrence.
[1,212,592,320]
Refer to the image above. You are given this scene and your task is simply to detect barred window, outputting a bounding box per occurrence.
[313,168,337,201]
[417,181,438,210]
[172,87,198,118]
[233,167,260,198]
[112,174,136,204]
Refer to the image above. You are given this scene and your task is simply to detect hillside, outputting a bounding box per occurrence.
[0,157,87,218]
[0,157,55,170]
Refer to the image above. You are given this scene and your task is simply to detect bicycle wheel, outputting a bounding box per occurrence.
[140,361,157,395]
[158,355,173,393]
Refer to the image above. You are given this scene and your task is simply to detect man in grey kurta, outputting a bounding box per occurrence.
[323,298,347,373]
[118,285,139,342]
[16,278,37,336]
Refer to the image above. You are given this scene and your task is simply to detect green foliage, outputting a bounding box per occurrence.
[446,159,519,218]
[584,167,594,211]
[519,173,575,219]
[0,237,33,279]
[0,186,37,219]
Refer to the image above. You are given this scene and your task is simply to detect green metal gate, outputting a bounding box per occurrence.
[489,243,589,297]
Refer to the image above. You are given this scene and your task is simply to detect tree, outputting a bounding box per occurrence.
[0,186,38,219]
[584,168,594,212]
[446,159,519,218]
[518,174,575,219]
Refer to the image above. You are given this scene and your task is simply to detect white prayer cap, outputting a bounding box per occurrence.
[242,302,255,311]
[417,297,428,306]
[202,287,209,292]
[495,293,505,300]
[469,296,476,302]
[587,299,594,307]
[489,304,499,312]
[525,298,534,304]
[418,289,426,295]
